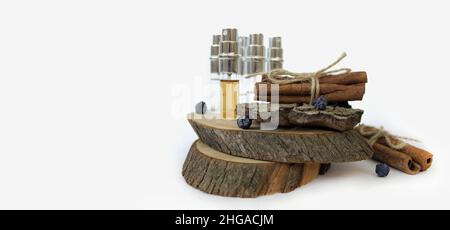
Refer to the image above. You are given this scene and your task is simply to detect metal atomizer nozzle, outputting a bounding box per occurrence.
[210,34,221,75]
[267,37,283,71]
[245,33,265,74]
[219,28,240,76]
[238,36,249,75]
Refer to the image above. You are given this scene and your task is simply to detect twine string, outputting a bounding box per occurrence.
[356,124,420,150]
[246,52,351,104]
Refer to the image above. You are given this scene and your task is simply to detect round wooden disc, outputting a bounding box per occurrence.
[182,140,321,198]
[188,113,373,163]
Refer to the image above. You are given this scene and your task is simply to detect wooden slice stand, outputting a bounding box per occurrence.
[187,113,373,163]
[182,113,374,197]
[183,140,321,198]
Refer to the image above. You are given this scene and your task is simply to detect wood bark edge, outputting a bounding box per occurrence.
[188,114,374,163]
[182,140,321,198]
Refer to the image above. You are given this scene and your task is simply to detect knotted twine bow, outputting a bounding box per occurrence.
[356,124,419,150]
[246,52,351,104]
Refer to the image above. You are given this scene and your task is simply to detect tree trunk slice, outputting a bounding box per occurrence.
[187,113,374,163]
[182,140,321,198]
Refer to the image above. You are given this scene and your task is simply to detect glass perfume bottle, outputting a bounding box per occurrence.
[219,78,239,119]
[219,28,240,120]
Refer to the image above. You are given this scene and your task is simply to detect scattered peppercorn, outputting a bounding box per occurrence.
[376,163,390,177]
[237,117,252,129]
[195,101,207,114]
[313,96,327,110]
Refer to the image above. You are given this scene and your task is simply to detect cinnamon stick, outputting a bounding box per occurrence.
[255,84,365,103]
[372,143,421,175]
[261,71,367,85]
[256,82,365,96]
[356,125,433,174]
[403,144,433,171]
[378,139,433,171]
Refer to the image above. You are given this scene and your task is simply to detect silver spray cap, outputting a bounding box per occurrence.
[212,34,221,45]
[221,28,238,42]
[238,36,249,56]
[245,33,265,74]
[267,37,283,71]
[219,28,240,75]
[238,36,249,75]
[269,36,282,48]
[249,33,264,45]
[210,34,221,74]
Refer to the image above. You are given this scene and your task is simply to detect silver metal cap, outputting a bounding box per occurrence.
[267,37,283,71]
[221,28,238,41]
[247,60,265,73]
[268,61,283,71]
[238,36,249,75]
[210,59,219,73]
[238,36,249,55]
[269,37,282,48]
[268,48,283,59]
[239,36,249,46]
[210,45,219,56]
[245,34,265,74]
[219,58,239,74]
[210,35,221,74]
[247,45,265,59]
[219,29,240,75]
[219,41,239,55]
[212,34,221,45]
[210,45,220,74]
[249,33,264,45]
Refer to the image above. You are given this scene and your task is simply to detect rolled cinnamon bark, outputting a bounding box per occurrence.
[261,71,367,85]
[403,144,433,171]
[256,82,365,96]
[372,143,421,175]
[378,139,433,171]
[256,84,365,103]
[320,71,368,85]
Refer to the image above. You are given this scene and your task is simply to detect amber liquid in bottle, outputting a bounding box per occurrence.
[220,79,239,119]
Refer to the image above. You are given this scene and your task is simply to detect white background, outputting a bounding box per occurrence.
[1,0,449,209]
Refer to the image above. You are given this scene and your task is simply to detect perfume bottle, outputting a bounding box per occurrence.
[267,37,283,71]
[208,34,221,116]
[219,28,240,119]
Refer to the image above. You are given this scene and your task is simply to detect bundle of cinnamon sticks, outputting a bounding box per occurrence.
[372,139,433,175]
[356,125,433,175]
[255,71,367,104]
